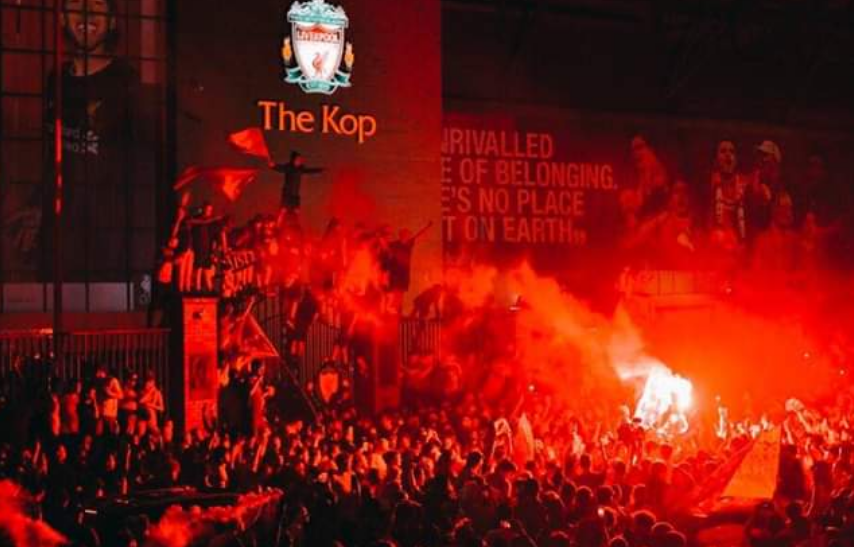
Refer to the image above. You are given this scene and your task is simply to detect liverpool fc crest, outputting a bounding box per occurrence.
[281,0,354,95]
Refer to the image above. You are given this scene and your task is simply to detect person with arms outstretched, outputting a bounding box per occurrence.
[269,151,323,222]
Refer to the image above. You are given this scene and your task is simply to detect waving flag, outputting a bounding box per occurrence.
[173,166,258,202]
[228,128,271,162]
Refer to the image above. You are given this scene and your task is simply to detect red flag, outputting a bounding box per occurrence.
[217,169,257,201]
[240,315,280,361]
[173,166,257,202]
[228,128,270,162]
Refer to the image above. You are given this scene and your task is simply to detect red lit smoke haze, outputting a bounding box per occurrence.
[323,168,377,225]
[440,261,848,420]
[0,481,66,547]
[144,490,282,547]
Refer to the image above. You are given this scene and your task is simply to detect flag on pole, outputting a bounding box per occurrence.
[240,314,279,361]
[227,128,271,162]
[173,166,258,202]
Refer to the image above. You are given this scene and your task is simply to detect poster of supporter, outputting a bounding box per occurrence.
[0,0,165,287]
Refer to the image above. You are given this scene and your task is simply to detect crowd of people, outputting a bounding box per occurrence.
[4,350,854,546]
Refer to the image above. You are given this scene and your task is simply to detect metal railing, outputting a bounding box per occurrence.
[253,290,443,387]
[0,329,170,397]
[400,318,441,364]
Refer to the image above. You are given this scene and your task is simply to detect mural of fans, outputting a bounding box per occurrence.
[708,140,749,263]
[743,140,781,242]
[793,152,844,271]
[629,134,670,220]
[623,179,697,269]
[751,192,799,273]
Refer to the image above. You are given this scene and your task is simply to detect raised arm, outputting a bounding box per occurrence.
[409,220,434,242]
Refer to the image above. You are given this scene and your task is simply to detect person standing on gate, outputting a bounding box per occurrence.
[269,151,324,224]
[384,221,433,314]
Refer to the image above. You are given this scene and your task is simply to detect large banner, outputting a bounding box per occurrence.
[442,112,623,273]
[442,106,854,282]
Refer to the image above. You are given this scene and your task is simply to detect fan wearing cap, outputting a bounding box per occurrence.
[269,151,324,220]
[743,140,784,239]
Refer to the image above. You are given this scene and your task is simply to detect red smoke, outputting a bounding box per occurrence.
[323,168,377,224]
[635,271,852,416]
[439,261,849,422]
[337,246,388,330]
[0,481,66,547]
[440,262,630,417]
[144,490,282,547]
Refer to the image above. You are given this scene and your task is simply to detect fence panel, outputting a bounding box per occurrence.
[0,329,170,404]
[400,318,441,366]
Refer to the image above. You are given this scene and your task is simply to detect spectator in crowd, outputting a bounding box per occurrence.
[138,373,165,433]
[96,366,123,435]
[173,192,196,293]
[187,202,222,293]
[79,384,100,437]
[119,372,138,434]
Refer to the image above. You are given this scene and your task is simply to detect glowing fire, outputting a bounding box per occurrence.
[620,361,693,435]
